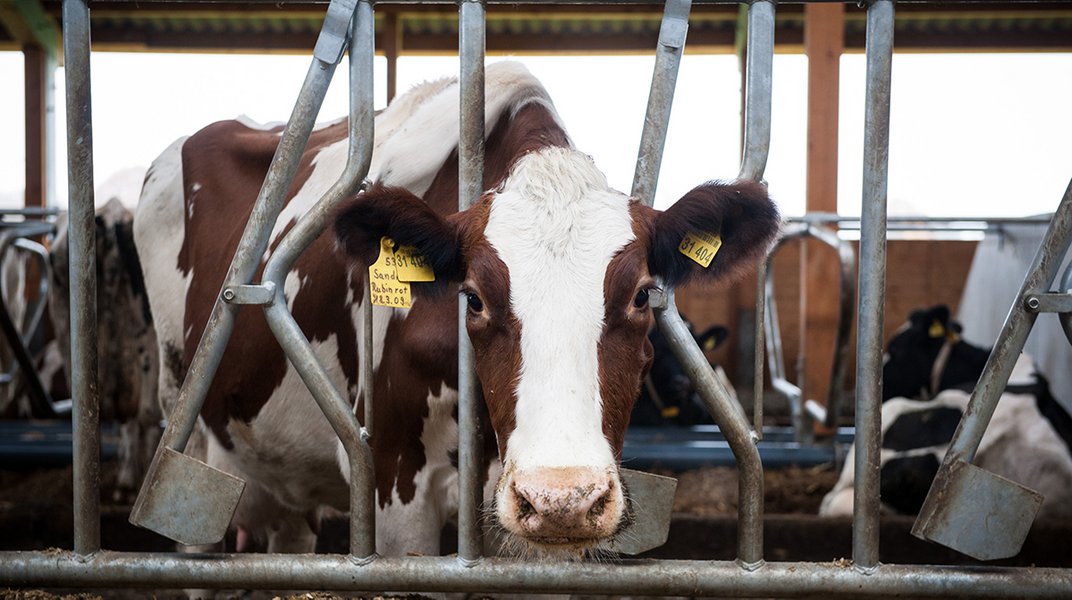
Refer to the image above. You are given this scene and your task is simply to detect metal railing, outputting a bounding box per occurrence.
[3,0,1072,598]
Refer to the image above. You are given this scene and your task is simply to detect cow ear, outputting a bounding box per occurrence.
[645,180,780,288]
[696,325,729,352]
[334,185,462,295]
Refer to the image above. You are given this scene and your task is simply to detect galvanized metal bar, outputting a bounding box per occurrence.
[62,0,100,557]
[260,0,375,560]
[457,0,486,565]
[753,257,766,438]
[654,290,763,567]
[940,181,1072,466]
[1060,257,1072,347]
[804,223,856,430]
[854,0,894,572]
[737,0,775,182]
[144,25,341,463]
[630,0,691,206]
[763,224,808,442]
[7,551,1072,598]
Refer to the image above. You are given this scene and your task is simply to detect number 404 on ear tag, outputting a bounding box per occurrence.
[369,237,412,309]
[679,231,722,268]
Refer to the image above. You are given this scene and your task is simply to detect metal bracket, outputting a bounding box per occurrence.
[313,0,358,64]
[222,282,277,305]
[1023,291,1072,313]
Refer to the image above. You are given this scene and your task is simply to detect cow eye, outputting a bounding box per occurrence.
[633,288,650,309]
[466,292,484,314]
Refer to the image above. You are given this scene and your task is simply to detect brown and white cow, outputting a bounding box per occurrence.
[135,61,779,557]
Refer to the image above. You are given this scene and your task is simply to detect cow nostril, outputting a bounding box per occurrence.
[513,486,536,519]
[588,491,609,518]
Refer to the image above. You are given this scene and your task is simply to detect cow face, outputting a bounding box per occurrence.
[336,147,778,554]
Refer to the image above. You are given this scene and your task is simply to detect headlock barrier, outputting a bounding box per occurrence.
[3,0,1072,597]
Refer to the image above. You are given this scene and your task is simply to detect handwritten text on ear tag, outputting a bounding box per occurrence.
[395,245,435,282]
[679,231,722,268]
[369,237,412,309]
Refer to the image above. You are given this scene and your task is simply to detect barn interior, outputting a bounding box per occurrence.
[2,1,1072,597]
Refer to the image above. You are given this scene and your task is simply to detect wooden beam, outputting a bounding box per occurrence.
[801,2,844,433]
[23,44,47,209]
[384,10,400,102]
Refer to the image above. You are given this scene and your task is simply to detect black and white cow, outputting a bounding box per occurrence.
[630,320,728,427]
[821,305,1072,519]
[49,198,161,502]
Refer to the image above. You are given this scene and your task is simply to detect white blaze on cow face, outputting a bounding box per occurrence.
[481,147,636,547]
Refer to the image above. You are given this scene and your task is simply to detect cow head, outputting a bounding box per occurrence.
[883,304,990,401]
[335,147,778,554]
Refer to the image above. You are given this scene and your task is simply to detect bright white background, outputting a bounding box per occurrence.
[1,51,1070,217]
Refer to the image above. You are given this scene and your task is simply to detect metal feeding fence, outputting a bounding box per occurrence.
[3,0,1072,597]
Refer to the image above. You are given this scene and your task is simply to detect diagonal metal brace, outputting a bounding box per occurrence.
[314,0,358,64]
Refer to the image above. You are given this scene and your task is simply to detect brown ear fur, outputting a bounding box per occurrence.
[333,185,462,295]
[641,180,780,288]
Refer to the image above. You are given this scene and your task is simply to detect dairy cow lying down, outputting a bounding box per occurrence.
[135,61,780,556]
[820,306,1072,519]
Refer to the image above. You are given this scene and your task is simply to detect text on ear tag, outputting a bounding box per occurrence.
[369,236,412,309]
[679,231,722,268]
[395,245,435,282]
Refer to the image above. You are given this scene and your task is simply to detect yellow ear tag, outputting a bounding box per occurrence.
[928,321,945,338]
[661,406,681,419]
[394,245,435,283]
[679,231,722,268]
[703,337,717,351]
[368,237,411,309]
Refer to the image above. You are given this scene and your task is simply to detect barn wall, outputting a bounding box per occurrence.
[675,238,979,408]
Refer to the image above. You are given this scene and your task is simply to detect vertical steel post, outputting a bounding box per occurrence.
[854,0,894,573]
[457,0,486,565]
[737,0,775,183]
[630,0,691,206]
[259,0,376,560]
[742,0,775,438]
[62,0,100,557]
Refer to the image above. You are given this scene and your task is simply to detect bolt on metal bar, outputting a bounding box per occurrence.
[62,0,101,557]
[630,0,691,206]
[737,0,775,183]
[854,0,894,573]
[654,290,763,567]
[457,0,486,565]
[260,0,375,560]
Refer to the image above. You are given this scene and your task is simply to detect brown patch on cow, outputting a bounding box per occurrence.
[462,235,521,459]
[176,118,352,447]
[598,236,656,457]
[369,297,458,508]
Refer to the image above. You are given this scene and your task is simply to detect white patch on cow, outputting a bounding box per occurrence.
[371,388,461,556]
[483,147,634,472]
[369,61,557,195]
[220,334,353,512]
[134,136,193,416]
[820,354,1072,519]
[235,114,284,132]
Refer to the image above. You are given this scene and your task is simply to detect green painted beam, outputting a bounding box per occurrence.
[0,0,60,55]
